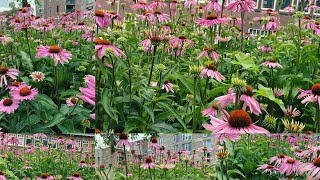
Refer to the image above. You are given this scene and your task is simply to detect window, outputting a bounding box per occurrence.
[17,134,24,147]
[57,5,59,12]
[173,134,179,143]
[183,134,192,141]
[202,133,211,137]
[182,143,191,151]
[296,0,310,13]
[261,0,276,10]
[279,0,293,11]
[203,140,212,149]
[158,138,164,146]
[174,145,179,152]
[314,0,320,14]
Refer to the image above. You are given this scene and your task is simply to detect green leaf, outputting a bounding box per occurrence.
[157,101,186,131]
[244,160,254,173]
[143,104,154,122]
[101,91,119,121]
[175,72,193,93]
[227,169,246,179]
[257,84,285,110]
[233,51,259,71]
[15,114,41,132]
[36,94,58,110]
[20,50,33,71]
[45,112,65,127]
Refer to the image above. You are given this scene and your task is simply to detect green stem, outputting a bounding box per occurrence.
[24,28,32,58]
[192,76,197,133]
[123,145,128,180]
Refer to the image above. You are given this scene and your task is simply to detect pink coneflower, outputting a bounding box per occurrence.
[283,105,300,118]
[279,158,301,176]
[148,0,167,10]
[301,16,316,30]
[226,0,256,12]
[0,66,19,87]
[273,88,284,97]
[66,138,79,146]
[0,98,19,114]
[67,172,84,180]
[261,60,282,68]
[151,10,170,23]
[30,71,45,82]
[78,160,88,167]
[197,13,225,27]
[116,133,132,148]
[184,0,196,9]
[297,84,320,109]
[197,48,219,62]
[66,97,79,107]
[35,45,72,66]
[36,173,54,180]
[264,20,278,31]
[257,164,278,175]
[269,154,289,166]
[33,133,47,138]
[141,157,157,169]
[240,86,262,115]
[0,171,6,180]
[214,88,236,108]
[37,23,54,32]
[305,3,320,11]
[54,136,65,144]
[95,38,125,59]
[131,1,149,11]
[149,138,160,149]
[11,85,38,101]
[201,103,219,117]
[25,147,35,154]
[301,157,320,180]
[284,6,295,13]
[162,80,174,93]
[215,133,241,145]
[79,75,95,106]
[204,0,222,12]
[169,35,193,49]
[200,64,225,81]
[94,10,110,29]
[202,110,269,134]
[287,135,298,144]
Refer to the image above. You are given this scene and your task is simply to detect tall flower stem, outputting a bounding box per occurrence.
[123,145,128,180]
[110,55,116,105]
[24,28,32,58]
[312,37,320,80]
[143,45,158,105]
[149,167,153,180]
[192,75,197,133]
[316,103,320,133]
[296,17,302,73]
[203,77,209,101]
[54,65,59,105]
[26,101,31,132]
[240,11,245,51]
[121,44,132,115]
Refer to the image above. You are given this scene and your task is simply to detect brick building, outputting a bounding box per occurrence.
[36,0,84,18]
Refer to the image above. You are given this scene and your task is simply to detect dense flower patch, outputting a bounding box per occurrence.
[0,4,95,133]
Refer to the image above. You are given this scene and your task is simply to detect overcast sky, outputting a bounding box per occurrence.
[0,0,36,13]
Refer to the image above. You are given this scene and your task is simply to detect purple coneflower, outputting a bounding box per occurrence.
[283,105,300,118]
[269,154,289,166]
[36,173,54,180]
[116,133,132,148]
[94,10,109,29]
[226,0,256,12]
[0,98,20,114]
[131,1,149,11]
[0,66,19,87]
[203,0,222,12]
[279,158,301,176]
[197,13,225,27]
[79,75,95,106]
[200,64,225,81]
[258,46,272,52]
[149,138,160,149]
[257,164,278,175]
[240,86,262,115]
[201,103,219,117]
[202,110,269,134]
[301,157,320,180]
[261,60,282,69]
[197,48,219,62]
[67,172,84,180]
[141,157,157,169]
[11,85,38,101]
[215,133,241,145]
[35,45,72,66]
[298,84,320,109]
[162,80,174,93]
[30,71,45,82]
[95,38,125,59]
[0,171,6,180]
[66,97,79,107]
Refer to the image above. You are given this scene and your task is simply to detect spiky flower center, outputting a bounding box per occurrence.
[80,160,85,163]
[14,18,20,23]
[178,35,187,40]
[95,39,111,45]
[3,98,13,106]
[160,146,165,150]
[49,46,61,53]
[119,133,128,140]
[228,110,252,128]
[78,22,85,25]
[0,171,3,175]
[243,86,254,96]
[151,138,157,143]
[0,66,8,75]
[267,165,274,169]
[278,154,285,158]
[95,10,105,17]
[287,159,295,164]
[206,13,218,20]
[71,98,78,104]
[311,84,320,96]
[206,64,217,71]
[58,136,63,139]
[304,15,311,20]
[313,158,320,167]
[140,2,147,5]
[73,172,80,177]
[22,8,27,13]
[41,173,49,178]
[154,10,162,15]
[211,103,218,109]
[19,87,31,96]
[164,80,169,84]
[269,60,277,63]
[146,157,153,163]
